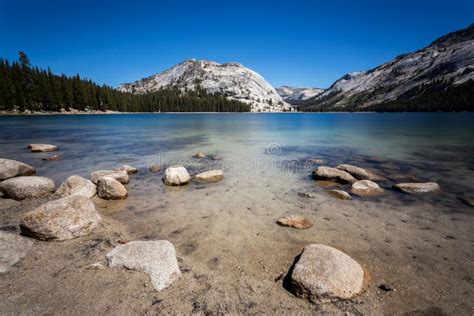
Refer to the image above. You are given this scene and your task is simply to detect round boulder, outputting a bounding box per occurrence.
[351,180,384,197]
[91,169,129,184]
[20,195,102,241]
[149,163,161,173]
[97,177,128,200]
[0,158,36,180]
[194,170,224,183]
[0,176,55,200]
[55,175,96,198]
[290,244,364,302]
[312,166,356,184]
[163,166,190,186]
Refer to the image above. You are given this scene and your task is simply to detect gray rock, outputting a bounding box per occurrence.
[277,215,313,229]
[351,180,384,197]
[20,195,101,241]
[91,169,129,184]
[163,166,190,186]
[0,176,55,200]
[97,177,128,200]
[106,240,181,291]
[393,182,440,194]
[327,189,352,200]
[55,175,96,198]
[149,163,161,173]
[194,170,224,183]
[312,166,356,184]
[116,165,138,174]
[0,158,36,180]
[290,244,364,302]
[0,231,33,273]
[27,144,58,152]
[336,164,369,180]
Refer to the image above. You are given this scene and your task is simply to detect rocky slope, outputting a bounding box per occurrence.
[300,24,474,111]
[276,86,324,103]
[119,59,293,112]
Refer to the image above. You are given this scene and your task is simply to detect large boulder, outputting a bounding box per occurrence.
[351,180,384,197]
[91,169,129,184]
[27,144,58,152]
[163,166,190,186]
[277,215,313,229]
[0,176,55,200]
[0,231,33,273]
[20,195,101,241]
[393,182,440,194]
[97,177,128,200]
[336,164,369,180]
[116,165,138,174]
[290,244,364,303]
[106,240,181,291]
[55,175,96,198]
[0,158,36,180]
[312,167,356,184]
[194,170,224,183]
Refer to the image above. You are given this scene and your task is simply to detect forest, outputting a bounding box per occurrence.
[0,52,250,113]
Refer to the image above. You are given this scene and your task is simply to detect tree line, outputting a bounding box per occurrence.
[0,52,250,113]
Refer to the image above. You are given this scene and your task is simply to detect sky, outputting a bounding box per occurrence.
[0,0,472,89]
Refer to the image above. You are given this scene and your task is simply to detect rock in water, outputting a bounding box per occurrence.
[0,176,55,200]
[0,158,36,180]
[351,180,384,197]
[20,195,101,241]
[290,244,364,302]
[106,240,181,291]
[312,166,356,184]
[97,177,128,200]
[27,144,58,152]
[336,164,369,180]
[55,175,96,198]
[149,163,161,173]
[277,215,313,229]
[42,155,63,161]
[393,182,440,194]
[0,231,33,273]
[194,170,224,183]
[192,152,206,158]
[163,166,190,186]
[460,197,474,207]
[91,169,129,184]
[116,165,138,174]
[327,189,352,200]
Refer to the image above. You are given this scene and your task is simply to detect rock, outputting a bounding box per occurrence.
[42,154,63,161]
[366,170,387,181]
[460,197,474,207]
[378,283,394,292]
[336,164,369,180]
[97,177,128,200]
[393,182,440,194]
[298,192,316,198]
[327,189,352,200]
[210,155,223,161]
[290,244,364,302]
[116,165,138,174]
[55,175,96,198]
[91,169,129,184]
[0,176,55,200]
[149,163,161,173]
[20,195,101,241]
[163,166,190,186]
[351,180,384,197]
[312,166,356,184]
[193,152,206,158]
[27,144,58,152]
[194,170,224,183]
[310,158,325,165]
[0,158,36,180]
[315,181,340,188]
[106,240,181,291]
[277,215,313,229]
[0,231,33,273]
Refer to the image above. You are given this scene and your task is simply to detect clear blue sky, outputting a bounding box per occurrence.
[1,0,472,89]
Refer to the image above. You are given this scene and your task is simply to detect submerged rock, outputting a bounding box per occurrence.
[312,166,356,184]
[150,163,161,173]
[460,197,474,207]
[315,180,341,188]
[210,155,223,161]
[97,177,128,200]
[106,240,181,291]
[327,189,352,200]
[116,165,138,174]
[351,180,384,197]
[0,158,36,180]
[42,154,63,161]
[192,152,207,158]
[194,170,224,183]
[0,176,55,200]
[393,182,440,194]
[163,166,190,186]
[27,144,58,152]
[310,158,325,165]
[55,175,96,198]
[336,164,369,180]
[277,215,313,229]
[0,231,33,273]
[91,169,129,184]
[290,244,364,302]
[20,195,101,241]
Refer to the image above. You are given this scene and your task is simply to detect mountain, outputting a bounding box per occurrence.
[276,86,324,103]
[299,24,474,111]
[119,59,293,112]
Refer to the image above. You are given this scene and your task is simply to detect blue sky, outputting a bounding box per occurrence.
[1,0,472,88]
